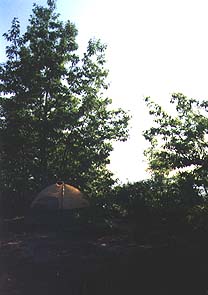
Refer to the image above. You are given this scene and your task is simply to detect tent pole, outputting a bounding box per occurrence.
[61,182,64,210]
[60,182,64,228]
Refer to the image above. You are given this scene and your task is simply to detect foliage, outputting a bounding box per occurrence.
[186,204,208,232]
[0,0,129,207]
[143,93,208,196]
[109,175,205,220]
[111,181,148,215]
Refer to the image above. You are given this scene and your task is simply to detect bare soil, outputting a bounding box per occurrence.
[0,218,208,295]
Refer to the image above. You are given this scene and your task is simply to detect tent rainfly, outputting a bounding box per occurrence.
[31,182,89,210]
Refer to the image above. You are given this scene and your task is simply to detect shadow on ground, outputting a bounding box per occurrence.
[0,217,208,295]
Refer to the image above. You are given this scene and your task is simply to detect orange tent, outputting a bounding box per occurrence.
[31,182,89,210]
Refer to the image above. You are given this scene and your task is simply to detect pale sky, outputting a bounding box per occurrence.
[1,0,208,183]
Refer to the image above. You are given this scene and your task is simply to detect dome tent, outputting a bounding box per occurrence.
[31,181,89,210]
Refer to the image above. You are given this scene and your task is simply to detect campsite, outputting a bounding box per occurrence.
[1,0,208,294]
[1,182,208,295]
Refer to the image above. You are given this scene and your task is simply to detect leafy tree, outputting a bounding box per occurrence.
[0,0,129,204]
[143,93,208,197]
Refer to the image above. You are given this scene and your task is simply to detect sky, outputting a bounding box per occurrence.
[1,0,208,183]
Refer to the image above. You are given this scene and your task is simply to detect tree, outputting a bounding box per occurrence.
[0,0,129,204]
[143,93,208,196]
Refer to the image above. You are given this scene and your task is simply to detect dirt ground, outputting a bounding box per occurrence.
[0,218,208,295]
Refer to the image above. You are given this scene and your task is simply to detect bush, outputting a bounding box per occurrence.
[186,204,208,232]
